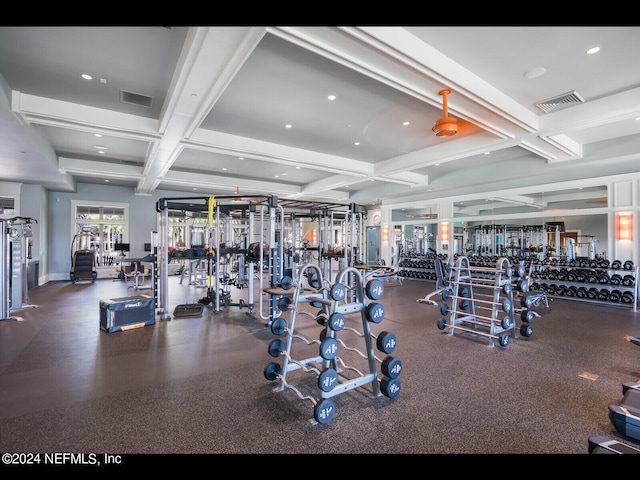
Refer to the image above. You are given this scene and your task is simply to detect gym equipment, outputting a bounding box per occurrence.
[416,256,452,305]
[264,263,401,424]
[99,295,155,333]
[1,216,38,320]
[435,255,518,348]
[69,226,97,284]
[608,335,640,441]
[588,435,640,454]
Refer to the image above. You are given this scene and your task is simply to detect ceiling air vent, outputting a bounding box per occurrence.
[120,90,154,108]
[535,90,585,113]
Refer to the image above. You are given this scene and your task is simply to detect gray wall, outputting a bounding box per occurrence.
[47,183,188,280]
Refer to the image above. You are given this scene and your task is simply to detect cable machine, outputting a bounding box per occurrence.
[156,194,279,320]
[1,216,38,321]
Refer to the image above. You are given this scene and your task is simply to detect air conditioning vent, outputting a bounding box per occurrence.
[535,90,584,113]
[120,90,154,108]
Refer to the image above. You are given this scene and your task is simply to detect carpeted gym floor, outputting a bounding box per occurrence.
[1,271,639,462]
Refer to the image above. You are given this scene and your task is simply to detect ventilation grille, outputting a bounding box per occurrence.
[535,90,585,113]
[120,90,154,108]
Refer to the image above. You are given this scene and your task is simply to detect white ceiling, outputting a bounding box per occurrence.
[0,26,639,215]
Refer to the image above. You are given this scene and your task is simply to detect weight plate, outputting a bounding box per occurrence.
[319,337,339,360]
[328,312,345,331]
[330,283,347,301]
[314,399,336,424]
[270,318,287,336]
[308,273,320,289]
[376,331,397,354]
[365,279,385,300]
[267,339,285,358]
[263,362,281,381]
[318,368,339,392]
[365,302,385,323]
[381,356,402,379]
[502,299,512,313]
[521,310,535,323]
[520,324,533,337]
[280,276,293,290]
[380,377,401,399]
[277,296,291,311]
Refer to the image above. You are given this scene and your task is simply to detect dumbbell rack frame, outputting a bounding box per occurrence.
[266,263,390,423]
[440,256,517,347]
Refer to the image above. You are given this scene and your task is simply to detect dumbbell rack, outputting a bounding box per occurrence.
[263,263,401,424]
[437,256,517,347]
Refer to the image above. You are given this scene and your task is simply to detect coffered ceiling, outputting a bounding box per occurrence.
[0,26,639,215]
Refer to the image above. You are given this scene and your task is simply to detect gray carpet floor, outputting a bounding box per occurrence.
[1,273,639,464]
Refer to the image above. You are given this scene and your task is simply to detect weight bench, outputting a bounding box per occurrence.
[417,257,451,306]
[609,381,640,441]
[370,267,402,286]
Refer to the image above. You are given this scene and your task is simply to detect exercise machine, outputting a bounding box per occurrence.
[588,435,640,454]
[69,226,97,284]
[1,216,38,321]
[608,335,640,442]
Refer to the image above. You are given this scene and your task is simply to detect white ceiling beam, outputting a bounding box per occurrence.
[137,26,267,195]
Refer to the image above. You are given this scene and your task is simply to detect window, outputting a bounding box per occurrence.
[71,200,128,266]
[167,210,208,249]
[0,196,15,215]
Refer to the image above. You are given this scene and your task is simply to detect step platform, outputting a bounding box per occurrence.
[609,381,640,441]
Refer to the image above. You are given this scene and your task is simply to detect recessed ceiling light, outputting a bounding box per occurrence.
[285,124,292,129]
[354,142,360,146]
[94,145,108,150]
[104,179,109,183]
[403,121,410,126]
[94,133,102,137]
[81,73,92,80]
[587,46,600,55]
[98,151,105,154]
[523,67,546,79]
[222,167,227,171]
[328,94,336,101]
